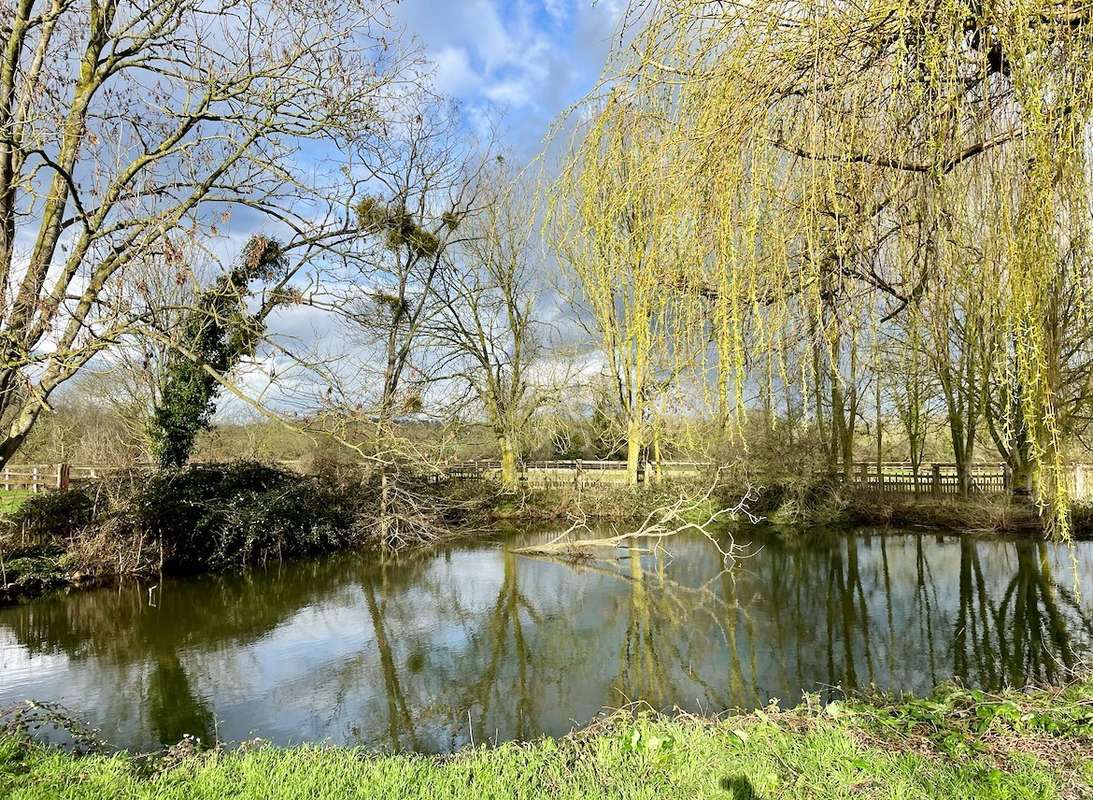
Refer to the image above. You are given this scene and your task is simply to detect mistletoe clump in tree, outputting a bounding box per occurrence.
[150,236,288,470]
[353,190,463,420]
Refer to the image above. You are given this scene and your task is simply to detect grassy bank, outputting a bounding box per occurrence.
[0,490,30,516]
[2,679,1092,799]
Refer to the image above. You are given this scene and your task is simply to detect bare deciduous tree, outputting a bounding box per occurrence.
[0,0,413,465]
[321,95,491,424]
[429,164,546,489]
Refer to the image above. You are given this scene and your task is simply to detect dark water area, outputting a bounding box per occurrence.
[1,526,1092,753]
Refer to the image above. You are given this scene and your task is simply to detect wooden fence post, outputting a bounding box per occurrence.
[2,467,8,491]
[58,463,71,491]
[857,462,869,487]
[931,464,942,497]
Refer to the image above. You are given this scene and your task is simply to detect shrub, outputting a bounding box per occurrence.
[7,488,95,542]
[108,462,364,572]
[6,462,372,578]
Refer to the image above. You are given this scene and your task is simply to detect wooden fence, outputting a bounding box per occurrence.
[0,460,307,493]
[848,462,1009,496]
[0,459,707,492]
[1,463,88,492]
[446,459,1020,493]
[446,459,1093,500]
[2,459,1091,500]
[849,462,1093,501]
[442,459,713,487]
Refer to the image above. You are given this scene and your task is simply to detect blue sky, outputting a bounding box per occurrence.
[392,0,627,159]
[210,3,629,417]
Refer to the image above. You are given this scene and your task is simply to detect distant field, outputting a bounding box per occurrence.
[0,490,31,517]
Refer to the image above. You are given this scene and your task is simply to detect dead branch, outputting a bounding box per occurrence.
[513,479,759,562]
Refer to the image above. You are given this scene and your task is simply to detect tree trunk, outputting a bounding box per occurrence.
[874,376,882,479]
[379,472,391,542]
[955,451,969,498]
[499,435,518,490]
[651,425,663,486]
[0,400,41,469]
[626,414,642,487]
[811,322,831,469]
[1010,410,1036,497]
[832,377,856,481]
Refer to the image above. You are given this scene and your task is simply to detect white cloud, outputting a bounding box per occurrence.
[542,0,571,23]
[483,77,534,107]
[392,0,624,157]
[433,46,477,95]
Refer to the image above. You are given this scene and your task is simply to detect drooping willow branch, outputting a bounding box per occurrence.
[550,0,1093,536]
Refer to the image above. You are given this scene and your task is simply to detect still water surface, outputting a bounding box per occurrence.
[1,526,1092,752]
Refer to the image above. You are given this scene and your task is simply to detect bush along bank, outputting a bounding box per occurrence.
[3,462,1086,605]
[2,677,1092,799]
[0,461,494,604]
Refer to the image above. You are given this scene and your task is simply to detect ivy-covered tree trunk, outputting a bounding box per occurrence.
[150,236,286,469]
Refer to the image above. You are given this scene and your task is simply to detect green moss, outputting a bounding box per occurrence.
[2,680,1090,799]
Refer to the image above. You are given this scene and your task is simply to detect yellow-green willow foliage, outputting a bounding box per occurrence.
[549,92,708,485]
[556,0,1093,534]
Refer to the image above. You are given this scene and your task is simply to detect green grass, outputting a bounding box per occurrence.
[0,489,31,517]
[3,680,1091,799]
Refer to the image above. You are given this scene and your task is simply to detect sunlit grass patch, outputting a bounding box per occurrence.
[2,679,1090,799]
[0,490,31,518]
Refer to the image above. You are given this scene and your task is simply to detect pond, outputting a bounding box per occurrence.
[1,526,1092,753]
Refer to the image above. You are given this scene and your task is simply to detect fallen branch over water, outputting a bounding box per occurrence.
[513,480,760,561]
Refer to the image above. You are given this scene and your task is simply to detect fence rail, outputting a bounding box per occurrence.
[2,459,1091,500]
[444,459,1093,499]
[0,460,307,493]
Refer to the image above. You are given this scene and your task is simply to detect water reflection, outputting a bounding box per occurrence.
[0,528,1090,752]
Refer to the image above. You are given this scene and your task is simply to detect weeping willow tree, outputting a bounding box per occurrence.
[552,0,1093,533]
[549,93,706,485]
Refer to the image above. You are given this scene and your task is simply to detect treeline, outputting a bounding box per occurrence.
[3,0,1093,536]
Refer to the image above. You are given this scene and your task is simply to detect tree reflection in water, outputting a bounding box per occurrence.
[0,529,1090,752]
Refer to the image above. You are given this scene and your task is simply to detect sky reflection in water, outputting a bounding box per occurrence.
[1,526,1091,753]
